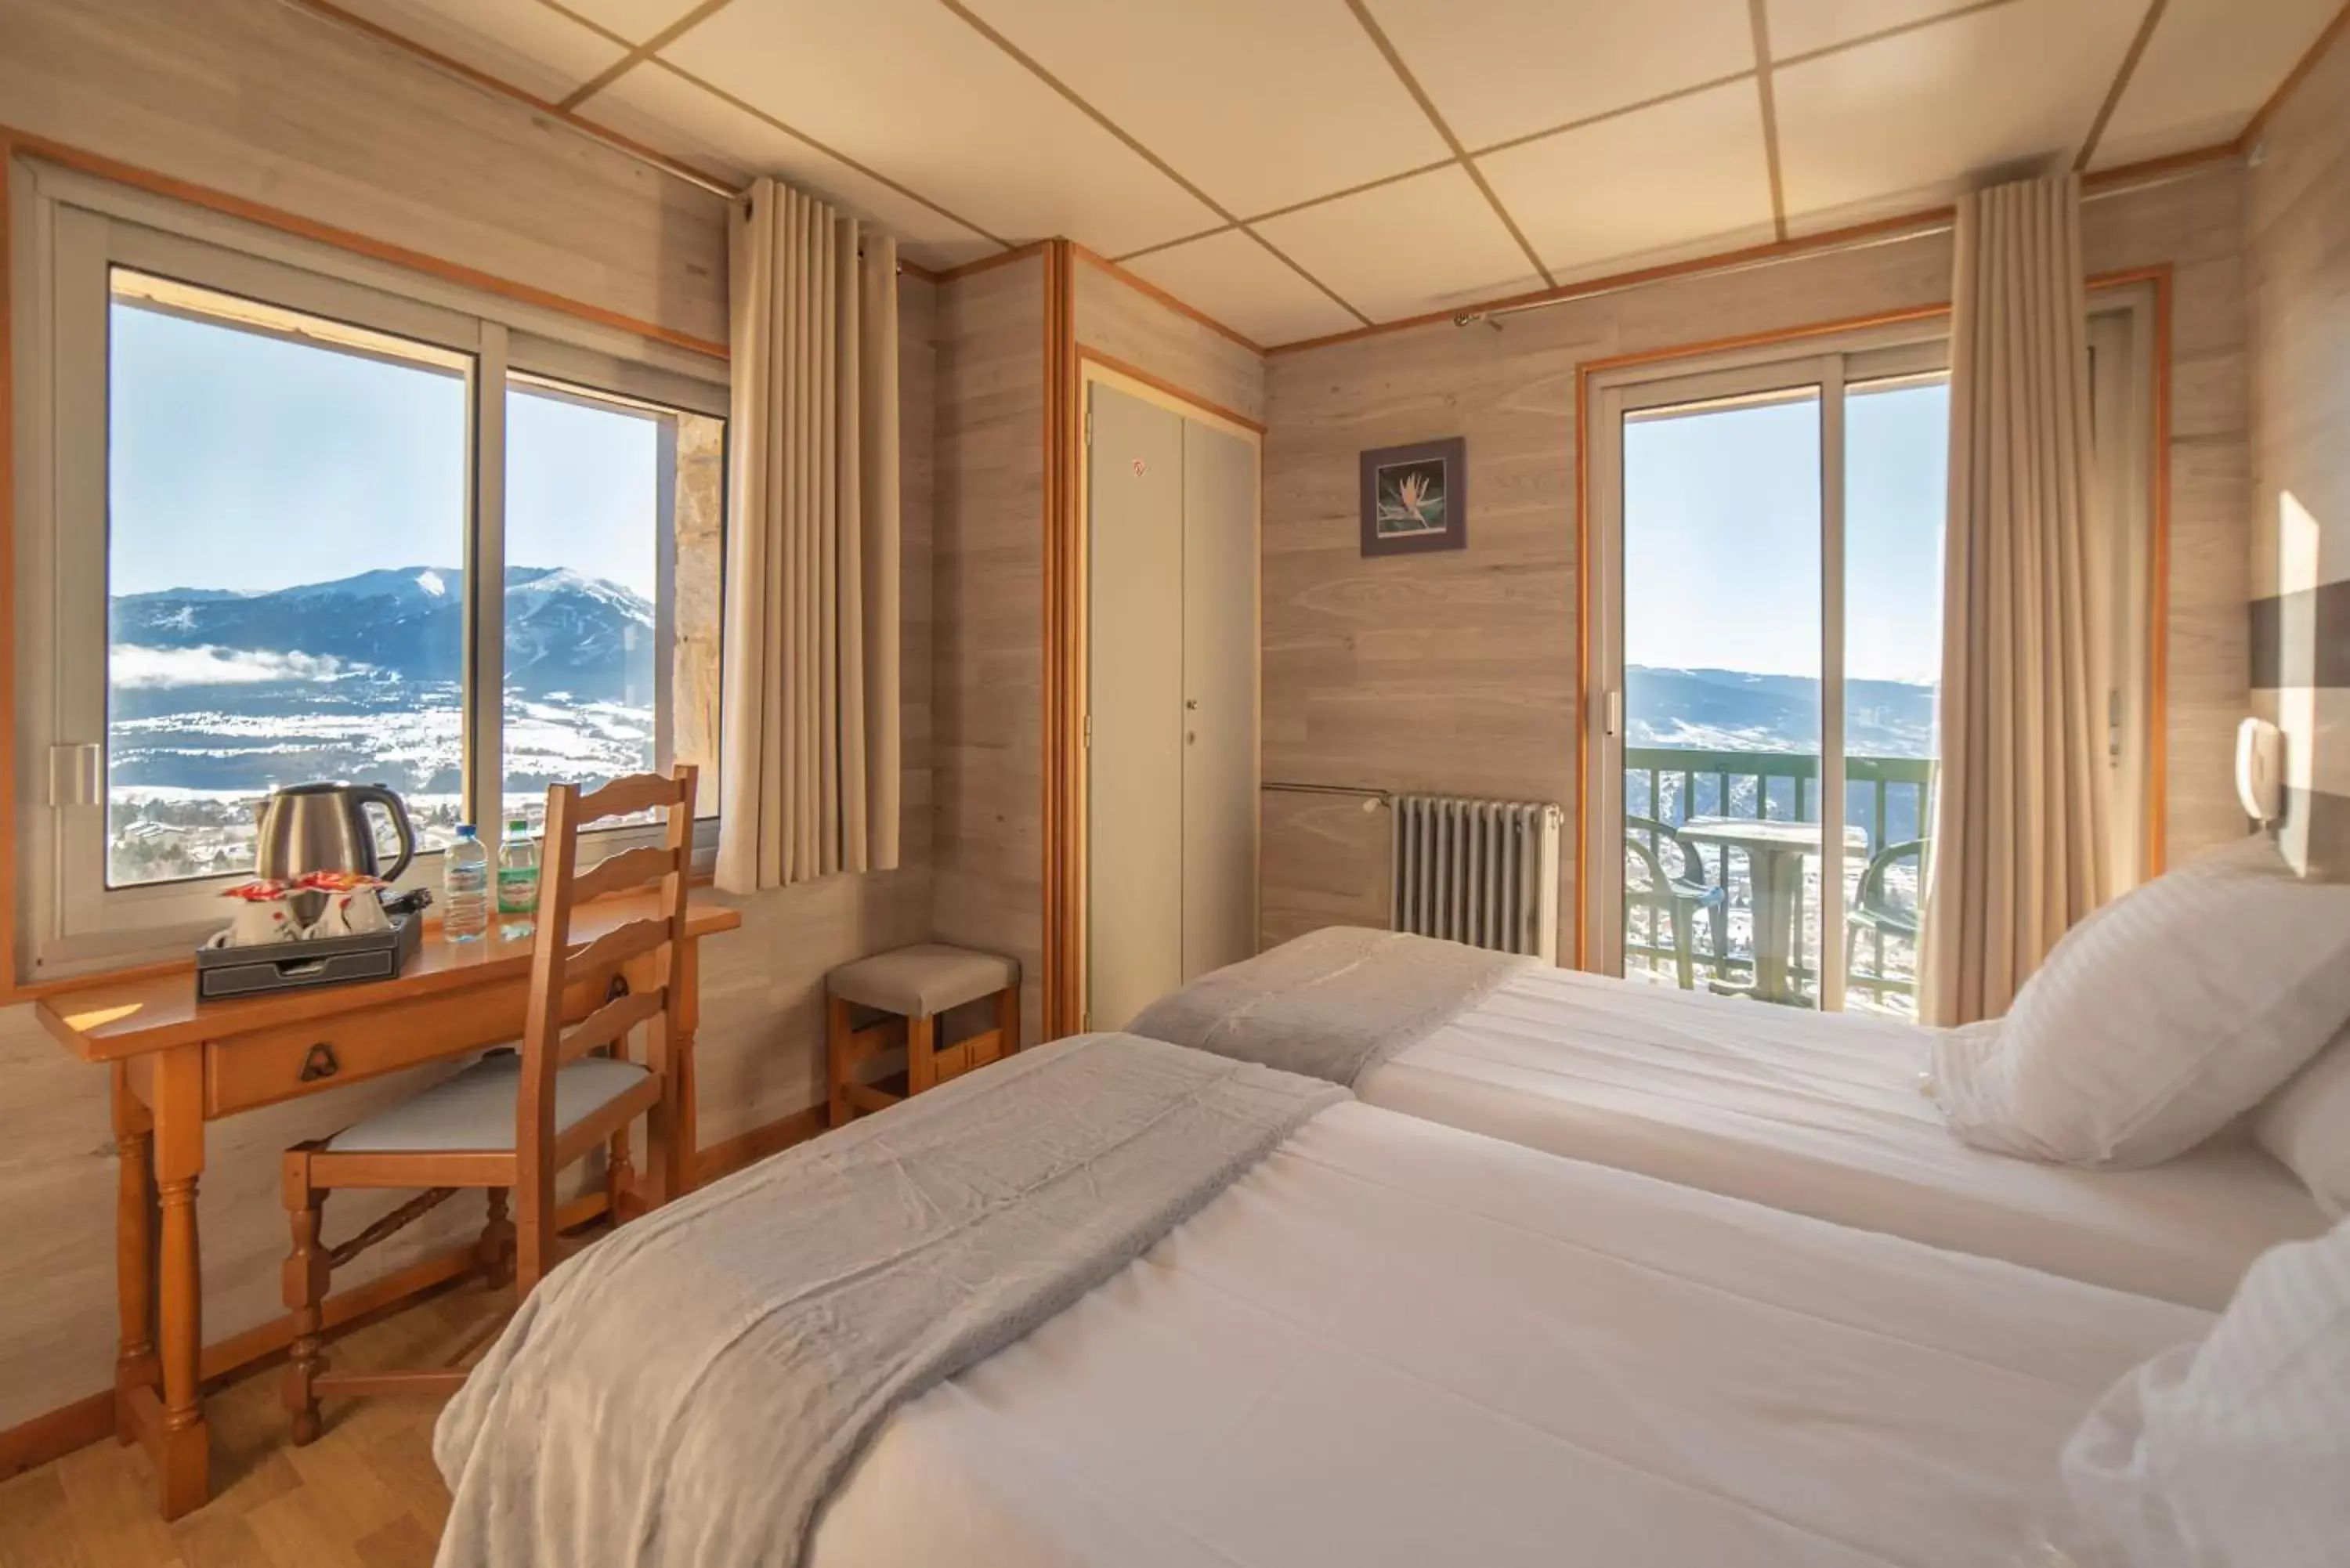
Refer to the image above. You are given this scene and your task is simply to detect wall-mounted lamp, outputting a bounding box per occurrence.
[2236,716,2284,824]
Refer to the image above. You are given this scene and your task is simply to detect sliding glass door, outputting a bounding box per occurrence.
[1589,334,1949,1016]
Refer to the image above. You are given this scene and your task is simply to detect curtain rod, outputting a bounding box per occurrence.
[1451,157,2234,331]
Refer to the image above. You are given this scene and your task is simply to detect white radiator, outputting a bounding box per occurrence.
[1390,795,1563,963]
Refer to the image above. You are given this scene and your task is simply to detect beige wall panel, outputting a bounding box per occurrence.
[0,0,730,346]
[931,256,1048,1042]
[1262,164,2254,956]
[1073,262,1267,424]
[2246,19,2350,873]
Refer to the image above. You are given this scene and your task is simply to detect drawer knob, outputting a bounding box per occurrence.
[298,1043,340,1083]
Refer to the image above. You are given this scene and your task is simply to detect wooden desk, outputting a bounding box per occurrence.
[35,893,743,1519]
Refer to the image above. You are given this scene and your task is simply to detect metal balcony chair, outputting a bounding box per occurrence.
[1625,815,1726,990]
[1846,838,1925,991]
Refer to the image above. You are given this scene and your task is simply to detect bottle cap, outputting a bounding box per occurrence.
[508,818,529,832]
[455,824,477,839]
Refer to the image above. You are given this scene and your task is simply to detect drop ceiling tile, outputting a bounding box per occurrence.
[1480,79,1776,277]
[581,63,1003,269]
[551,0,707,45]
[2094,0,2341,168]
[1253,165,1538,324]
[1122,230,1359,348]
[1773,0,2142,226]
[656,0,1219,256]
[332,0,626,99]
[1371,0,1756,152]
[957,0,1446,218]
[1766,0,2005,61]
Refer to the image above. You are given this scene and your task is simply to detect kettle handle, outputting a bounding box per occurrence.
[352,786,418,883]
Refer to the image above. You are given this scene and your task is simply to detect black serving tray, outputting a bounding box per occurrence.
[194,912,424,1001]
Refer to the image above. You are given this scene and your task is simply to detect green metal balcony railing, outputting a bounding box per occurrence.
[1622,747,1936,1011]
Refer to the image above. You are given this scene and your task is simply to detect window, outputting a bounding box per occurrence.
[1586,301,2157,1019]
[13,160,726,978]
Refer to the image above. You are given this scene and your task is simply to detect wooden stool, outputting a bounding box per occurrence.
[826,945,1021,1126]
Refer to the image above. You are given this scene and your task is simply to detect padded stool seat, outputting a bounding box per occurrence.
[827,943,1020,1019]
[826,943,1021,1127]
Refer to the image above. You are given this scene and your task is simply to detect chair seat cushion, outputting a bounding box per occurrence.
[327,1053,651,1154]
[827,943,1019,1018]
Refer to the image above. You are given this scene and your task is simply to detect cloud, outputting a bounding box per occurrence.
[109,645,359,688]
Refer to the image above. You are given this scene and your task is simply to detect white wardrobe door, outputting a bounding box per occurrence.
[1086,384,1185,1030]
[1182,418,1258,979]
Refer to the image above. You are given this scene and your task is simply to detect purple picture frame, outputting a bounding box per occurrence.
[1360,437,1466,557]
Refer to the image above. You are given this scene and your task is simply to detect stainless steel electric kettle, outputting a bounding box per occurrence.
[255,782,418,885]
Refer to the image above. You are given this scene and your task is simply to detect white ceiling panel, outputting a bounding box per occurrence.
[551,0,707,45]
[1773,0,2142,224]
[656,0,1219,256]
[1480,79,1775,277]
[1370,0,1756,153]
[1123,230,1361,348]
[2094,0,2341,168]
[581,63,1004,269]
[957,0,1445,219]
[1254,166,1538,324]
[333,0,625,99]
[1766,0,2005,61]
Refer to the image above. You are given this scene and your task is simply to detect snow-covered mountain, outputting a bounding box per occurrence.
[110,565,653,703]
[1625,666,1936,757]
[106,565,656,802]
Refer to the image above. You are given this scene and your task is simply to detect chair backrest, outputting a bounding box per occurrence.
[514,766,697,1221]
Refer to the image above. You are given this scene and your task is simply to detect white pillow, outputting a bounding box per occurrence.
[2255,1028,2350,1217]
[1932,834,2350,1167]
[2049,1219,2350,1568]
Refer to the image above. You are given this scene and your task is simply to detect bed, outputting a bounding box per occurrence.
[435,1033,2208,1568]
[1128,929,2330,1309]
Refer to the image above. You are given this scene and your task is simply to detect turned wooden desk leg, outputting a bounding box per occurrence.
[151,1046,209,1519]
[110,1064,157,1438]
[671,937,700,1199]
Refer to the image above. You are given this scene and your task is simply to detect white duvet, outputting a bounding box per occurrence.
[809,1101,2206,1568]
[1360,966,2326,1307]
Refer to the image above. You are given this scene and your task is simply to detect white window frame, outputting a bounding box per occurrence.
[10,157,728,983]
[1582,294,2159,999]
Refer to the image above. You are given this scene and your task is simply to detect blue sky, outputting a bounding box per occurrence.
[108,300,660,598]
[1622,379,1948,686]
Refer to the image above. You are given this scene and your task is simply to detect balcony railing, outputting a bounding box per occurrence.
[1622,747,1936,1012]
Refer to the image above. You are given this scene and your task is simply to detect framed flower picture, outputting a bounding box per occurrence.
[1360,437,1466,556]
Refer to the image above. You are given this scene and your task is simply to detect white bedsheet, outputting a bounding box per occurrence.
[811,1101,2206,1568]
[1360,965,2326,1307]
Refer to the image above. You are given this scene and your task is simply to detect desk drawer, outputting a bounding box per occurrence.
[205,981,530,1117]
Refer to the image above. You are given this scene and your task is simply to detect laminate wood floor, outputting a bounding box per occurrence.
[0,1284,508,1568]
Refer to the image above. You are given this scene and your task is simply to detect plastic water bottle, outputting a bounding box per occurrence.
[497,818,539,941]
[443,825,490,942]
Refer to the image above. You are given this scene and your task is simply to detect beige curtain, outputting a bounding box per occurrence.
[1922,172,2112,1025]
[717,179,901,892]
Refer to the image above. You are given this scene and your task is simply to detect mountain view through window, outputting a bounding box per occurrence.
[104,273,720,887]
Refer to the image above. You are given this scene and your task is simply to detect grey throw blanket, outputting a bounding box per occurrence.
[1128,927,1535,1086]
[432,1033,1344,1568]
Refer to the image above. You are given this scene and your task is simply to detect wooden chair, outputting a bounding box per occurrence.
[278,766,697,1443]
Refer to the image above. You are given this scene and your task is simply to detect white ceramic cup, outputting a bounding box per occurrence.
[212,894,302,948]
[312,888,392,938]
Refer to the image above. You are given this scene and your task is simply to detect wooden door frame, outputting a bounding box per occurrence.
[1568,267,2172,970]
[1042,246,1267,1037]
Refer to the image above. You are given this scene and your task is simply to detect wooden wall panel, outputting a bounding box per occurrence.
[1262,165,2254,959]
[0,0,728,346]
[1072,257,1266,426]
[2247,19,2350,871]
[931,255,1048,1042]
[0,2,938,1436]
